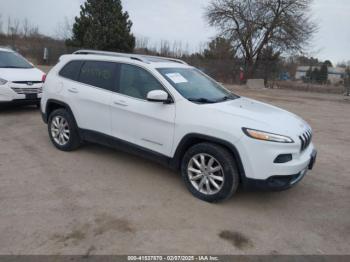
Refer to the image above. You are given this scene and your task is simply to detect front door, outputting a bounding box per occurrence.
[110,63,175,156]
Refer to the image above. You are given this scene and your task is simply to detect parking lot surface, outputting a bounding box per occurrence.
[0,87,349,255]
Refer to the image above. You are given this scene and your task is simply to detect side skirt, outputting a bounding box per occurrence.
[79,129,173,168]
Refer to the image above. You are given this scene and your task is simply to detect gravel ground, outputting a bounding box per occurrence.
[0,87,349,255]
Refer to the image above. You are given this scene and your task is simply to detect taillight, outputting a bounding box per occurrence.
[42,74,47,82]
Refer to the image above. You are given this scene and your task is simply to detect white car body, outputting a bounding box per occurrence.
[0,48,45,105]
[41,50,317,195]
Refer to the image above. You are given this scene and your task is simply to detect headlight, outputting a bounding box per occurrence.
[0,78,8,85]
[242,128,294,143]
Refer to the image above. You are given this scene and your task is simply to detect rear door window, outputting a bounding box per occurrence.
[78,61,117,91]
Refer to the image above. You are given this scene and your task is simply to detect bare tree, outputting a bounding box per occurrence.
[10,17,20,35]
[172,41,183,58]
[183,42,190,56]
[29,25,40,37]
[0,15,3,34]
[206,0,317,78]
[7,16,12,35]
[6,17,20,47]
[197,42,209,55]
[22,18,31,38]
[55,17,73,40]
[160,40,171,56]
[135,36,150,50]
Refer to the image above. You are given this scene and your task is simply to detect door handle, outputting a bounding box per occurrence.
[68,88,79,94]
[113,100,128,107]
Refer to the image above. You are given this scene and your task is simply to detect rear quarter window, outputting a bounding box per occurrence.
[78,61,117,91]
[59,60,83,81]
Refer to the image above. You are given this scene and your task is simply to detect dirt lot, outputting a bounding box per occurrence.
[0,87,349,255]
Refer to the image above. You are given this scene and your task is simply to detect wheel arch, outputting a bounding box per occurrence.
[44,99,75,124]
[170,134,246,181]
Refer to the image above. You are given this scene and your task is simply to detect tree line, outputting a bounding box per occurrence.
[1,0,349,87]
[0,14,72,65]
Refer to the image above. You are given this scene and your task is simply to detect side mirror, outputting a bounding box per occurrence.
[147,90,172,103]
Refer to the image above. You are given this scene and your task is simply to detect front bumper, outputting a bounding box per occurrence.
[0,83,42,103]
[236,131,317,180]
[0,98,41,106]
[243,149,317,191]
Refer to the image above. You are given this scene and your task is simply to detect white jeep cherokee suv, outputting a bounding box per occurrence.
[41,50,317,202]
[0,47,46,106]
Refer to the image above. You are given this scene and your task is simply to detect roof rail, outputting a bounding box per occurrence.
[73,49,187,65]
[73,50,146,63]
[139,55,188,65]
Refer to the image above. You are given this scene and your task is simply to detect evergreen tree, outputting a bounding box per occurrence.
[318,62,329,84]
[324,60,333,67]
[305,66,313,82]
[311,68,319,83]
[204,37,235,59]
[67,0,135,52]
[202,37,237,83]
[345,67,350,96]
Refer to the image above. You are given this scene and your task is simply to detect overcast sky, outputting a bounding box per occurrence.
[1,0,349,64]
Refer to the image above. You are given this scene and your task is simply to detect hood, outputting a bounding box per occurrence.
[206,97,310,136]
[0,67,44,82]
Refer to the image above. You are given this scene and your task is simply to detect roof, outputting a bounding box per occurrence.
[72,50,189,68]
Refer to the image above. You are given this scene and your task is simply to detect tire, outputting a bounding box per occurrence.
[181,142,239,203]
[48,108,81,151]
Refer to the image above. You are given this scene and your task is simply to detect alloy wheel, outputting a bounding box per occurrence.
[187,153,225,195]
[51,116,70,146]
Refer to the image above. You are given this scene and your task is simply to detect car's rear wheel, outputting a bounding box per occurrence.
[181,143,239,202]
[48,108,81,151]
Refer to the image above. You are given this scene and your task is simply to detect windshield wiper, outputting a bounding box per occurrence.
[188,94,239,104]
[215,94,240,102]
[188,98,217,104]
[216,96,231,102]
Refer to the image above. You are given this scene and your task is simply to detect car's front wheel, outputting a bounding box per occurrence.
[181,143,239,202]
[48,108,81,151]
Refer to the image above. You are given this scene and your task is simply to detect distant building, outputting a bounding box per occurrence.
[295,66,345,84]
[328,67,346,84]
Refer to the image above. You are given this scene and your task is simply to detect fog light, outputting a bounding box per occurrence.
[274,154,292,163]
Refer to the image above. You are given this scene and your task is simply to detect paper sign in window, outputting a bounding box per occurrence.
[166,73,188,84]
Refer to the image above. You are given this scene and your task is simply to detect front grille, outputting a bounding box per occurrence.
[299,130,312,152]
[11,87,42,94]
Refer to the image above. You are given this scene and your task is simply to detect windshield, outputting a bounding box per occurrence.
[157,67,239,103]
[0,51,33,69]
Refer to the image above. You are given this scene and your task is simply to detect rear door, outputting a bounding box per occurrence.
[110,63,176,156]
[60,60,117,136]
